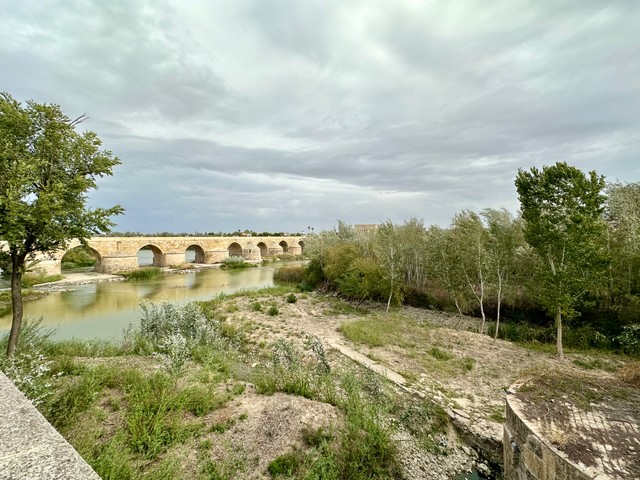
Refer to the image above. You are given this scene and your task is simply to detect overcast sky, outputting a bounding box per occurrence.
[2,1,639,234]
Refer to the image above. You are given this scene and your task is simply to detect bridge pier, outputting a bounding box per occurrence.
[242,247,261,261]
[288,245,302,256]
[204,249,228,263]
[163,252,185,267]
[98,256,139,274]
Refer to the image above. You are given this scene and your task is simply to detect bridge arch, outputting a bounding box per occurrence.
[279,240,289,253]
[185,244,205,263]
[228,242,243,257]
[61,245,102,272]
[138,244,164,267]
[298,240,305,254]
[257,242,268,258]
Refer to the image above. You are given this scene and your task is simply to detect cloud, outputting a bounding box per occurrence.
[2,0,639,233]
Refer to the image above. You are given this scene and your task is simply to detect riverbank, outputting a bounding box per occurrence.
[2,288,637,479]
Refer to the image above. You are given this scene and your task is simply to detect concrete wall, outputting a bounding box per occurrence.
[503,395,592,480]
[0,371,100,480]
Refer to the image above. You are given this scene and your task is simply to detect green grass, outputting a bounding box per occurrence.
[340,313,428,348]
[21,273,64,287]
[121,267,163,281]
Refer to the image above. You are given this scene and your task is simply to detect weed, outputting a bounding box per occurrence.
[428,347,453,361]
[251,301,263,312]
[267,305,279,316]
[286,293,298,303]
[267,450,304,477]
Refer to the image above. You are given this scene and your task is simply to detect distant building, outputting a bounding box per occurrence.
[354,224,379,233]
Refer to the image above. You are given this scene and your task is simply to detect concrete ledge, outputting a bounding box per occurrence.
[0,371,100,480]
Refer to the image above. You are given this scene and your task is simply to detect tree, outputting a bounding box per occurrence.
[451,211,489,334]
[605,182,640,299]
[0,93,123,356]
[481,209,524,339]
[515,162,608,358]
[375,221,406,312]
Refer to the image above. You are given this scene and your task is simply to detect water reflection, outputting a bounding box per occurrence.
[0,262,302,340]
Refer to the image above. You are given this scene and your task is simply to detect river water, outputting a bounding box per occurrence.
[0,261,302,340]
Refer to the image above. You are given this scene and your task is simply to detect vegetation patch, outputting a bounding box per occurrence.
[20,274,64,287]
[121,267,163,281]
[340,313,429,349]
[221,256,256,270]
[273,266,305,284]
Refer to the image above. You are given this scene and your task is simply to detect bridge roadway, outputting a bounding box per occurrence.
[26,235,305,275]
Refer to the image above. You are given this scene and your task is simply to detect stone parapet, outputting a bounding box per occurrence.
[0,371,100,480]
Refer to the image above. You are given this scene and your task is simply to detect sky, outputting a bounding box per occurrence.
[2,1,639,234]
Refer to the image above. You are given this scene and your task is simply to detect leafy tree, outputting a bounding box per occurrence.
[481,209,525,339]
[425,225,468,315]
[515,162,608,358]
[375,221,406,312]
[605,182,640,299]
[451,211,489,334]
[0,93,123,356]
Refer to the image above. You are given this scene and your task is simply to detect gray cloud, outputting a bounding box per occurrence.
[2,0,639,233]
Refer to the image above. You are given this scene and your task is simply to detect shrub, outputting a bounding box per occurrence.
[273,266,305,283]
[286,293,297,304]
[616,324,640,356]
[267,305,279,316]
[251,301,263,312]
[221,256,256,270]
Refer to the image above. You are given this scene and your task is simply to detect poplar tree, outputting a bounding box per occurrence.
[0,93,123,356]
[515,162,607,358]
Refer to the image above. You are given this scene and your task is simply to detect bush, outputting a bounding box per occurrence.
[273,266,305,283]
[616,324,640,356]
[61,246,97,269]
[267,305,279,316]
[221,256,256,270]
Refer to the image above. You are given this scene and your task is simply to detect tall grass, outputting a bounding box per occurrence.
[21,273,64,287]
[121,267,163,281]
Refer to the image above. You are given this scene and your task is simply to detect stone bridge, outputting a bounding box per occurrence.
[28,236,305,275]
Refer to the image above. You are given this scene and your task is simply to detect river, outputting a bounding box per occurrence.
[0,260,303,340]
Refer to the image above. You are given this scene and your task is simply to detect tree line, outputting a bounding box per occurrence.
[302,163,640,357]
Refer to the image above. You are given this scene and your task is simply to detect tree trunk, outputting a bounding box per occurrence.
[6,255,25,357]
[555,307,564,359]
[494,273,502,341]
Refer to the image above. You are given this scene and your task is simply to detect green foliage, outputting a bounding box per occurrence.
[267,305,279,316]
[20,273,64,287]
[0,92,123,356]
[273,266,305,283]
[124,372,198,458]
[285,293,297,303]
[121,267,162,281]
[61,245,97,269]
[515,162,608,356]
[616,324,640,356]
[221,256,256,270]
